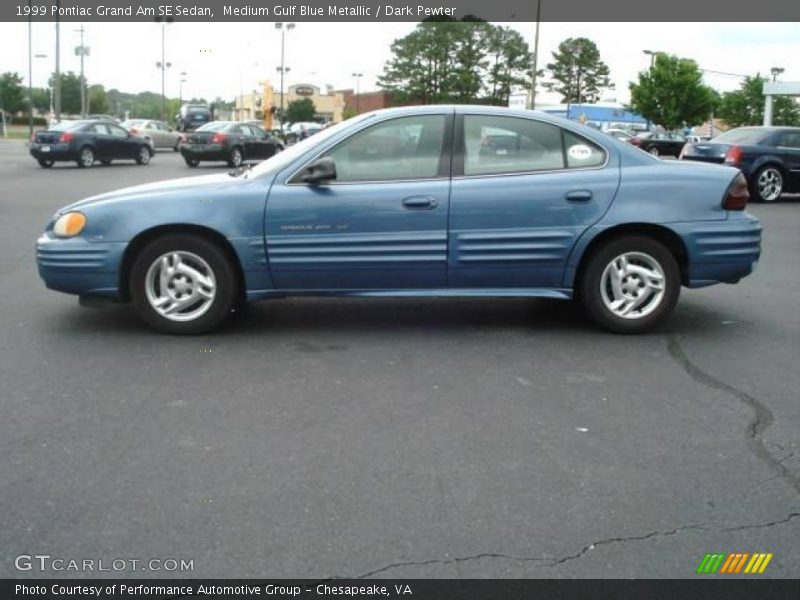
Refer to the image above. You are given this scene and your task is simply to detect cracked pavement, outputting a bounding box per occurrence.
[1,145,798,578]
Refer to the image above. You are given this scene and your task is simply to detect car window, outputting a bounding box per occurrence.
[563,131,607,168]
[322,115,446,182]
[90,123,110,135]
[229,125,243,135]
[197,122,228,132]
[464,116,564,175]
[713,128,768,144]
[109,125,129,139]
[778,132,800,148]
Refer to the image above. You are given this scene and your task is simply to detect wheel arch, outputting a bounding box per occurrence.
[118,224,246,303]
[571,223,690,290]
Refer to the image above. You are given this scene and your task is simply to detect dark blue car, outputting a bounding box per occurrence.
[36,106,761,334]
[681,126,800,202]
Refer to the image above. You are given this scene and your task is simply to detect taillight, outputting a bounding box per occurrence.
[30,132,36,142]
[630,137,641,146]
[724,145,742,166]
[679,144,687,160]
[59,132,74,143]
[723,173,749,211]
[130,127,139,134]
[211,133,227,144]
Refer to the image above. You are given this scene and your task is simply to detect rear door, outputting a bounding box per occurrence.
[89,123,114,158]
[448,113,619,289]
[776,130,800,190]
[265,112,453,290]
[108,124,136,158]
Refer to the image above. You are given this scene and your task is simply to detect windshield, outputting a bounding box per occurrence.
[120,120,144,128]
[712,128,769,144]
[196,122,229,132]
[248,113,375,178]
[50,121,83,131]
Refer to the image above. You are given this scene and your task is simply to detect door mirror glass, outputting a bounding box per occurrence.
[301,157,337,185]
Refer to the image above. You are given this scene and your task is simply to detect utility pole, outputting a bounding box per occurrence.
[275,22,295,125]
[54,0,61,123]
[529,0,541,110]
[155,18,173,122]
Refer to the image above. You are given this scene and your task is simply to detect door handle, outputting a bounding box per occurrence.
[402,196,438,209]
[565,190,593,202]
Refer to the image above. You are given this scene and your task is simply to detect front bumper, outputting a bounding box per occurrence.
[36,234,127,299]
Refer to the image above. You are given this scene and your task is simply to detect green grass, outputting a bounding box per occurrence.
[1,129,34,140]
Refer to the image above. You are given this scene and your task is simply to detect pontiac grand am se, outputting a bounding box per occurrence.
[36,105,761,335]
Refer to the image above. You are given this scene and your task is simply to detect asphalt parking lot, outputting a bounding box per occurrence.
[1,139,798,579]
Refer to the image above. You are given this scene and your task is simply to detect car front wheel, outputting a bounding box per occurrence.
[130,234,237,334]
[649,147,660,157]
[753,165,783,202]
[579,235,680,334]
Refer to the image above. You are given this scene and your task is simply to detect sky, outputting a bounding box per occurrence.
[0,21,798,106]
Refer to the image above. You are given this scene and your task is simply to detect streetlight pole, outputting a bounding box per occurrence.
[275,22,294,124]
[54,0,61,123]
[770,67,784,82]
[28,0,33,137]
[179,71,187,107]
[74,25,89,118]
[642,49,660,130]
[351,72,363,114]
[155,18,173,122]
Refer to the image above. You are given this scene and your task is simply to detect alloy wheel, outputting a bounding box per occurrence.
[758,167,783,202]
[144,251,217,322]
[599,251,666,320]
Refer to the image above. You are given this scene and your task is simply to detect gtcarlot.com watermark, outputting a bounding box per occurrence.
[14,554,194,573]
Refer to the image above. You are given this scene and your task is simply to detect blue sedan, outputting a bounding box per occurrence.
[36,106,761,334]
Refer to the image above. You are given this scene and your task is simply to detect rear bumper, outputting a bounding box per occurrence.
[671,214,762,287]
[36,234,126,299]
[29,143,76,161]
[180,145,226,161]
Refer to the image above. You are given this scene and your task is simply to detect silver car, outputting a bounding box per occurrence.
[121,119,182,152]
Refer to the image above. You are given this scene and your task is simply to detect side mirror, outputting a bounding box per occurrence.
[301,157,337,185]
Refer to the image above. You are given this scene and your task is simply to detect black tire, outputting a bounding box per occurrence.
[135,145,152,165]
[77,146,94,168]
[184,157,199,167]
[579,235,681,334]
[173,140,181,152]
[648,146,660,157]
[227,146,243,167]
[37,158,54,168]
[129,234,238,334]
[751,165,784,203]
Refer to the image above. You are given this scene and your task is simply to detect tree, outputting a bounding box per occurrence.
[48,71,82,115]
[546,38,610,104]
[285,98,316,123]
[0,72,25,113]
[629,54,717,130]
[87,85,109,115]
[717,75,800,127]
[378,17,533,106]
[30,87,50,113]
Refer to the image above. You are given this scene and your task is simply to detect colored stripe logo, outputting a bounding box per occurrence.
[697,553,773,574]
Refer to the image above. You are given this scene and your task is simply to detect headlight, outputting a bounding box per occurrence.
[52,212,87,237]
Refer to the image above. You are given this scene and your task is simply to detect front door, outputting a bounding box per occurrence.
[448,113,620,290]
[776,130,800,191]
[265,113,452,290]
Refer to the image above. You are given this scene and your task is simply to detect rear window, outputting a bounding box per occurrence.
[50,121,85,132]
[713,129,769,144]
[196,122,228,132]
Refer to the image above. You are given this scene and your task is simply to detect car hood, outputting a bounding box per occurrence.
[60,172,253,213]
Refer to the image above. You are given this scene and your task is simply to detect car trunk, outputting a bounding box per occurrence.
[681,142,730,164]
[185,131,217,145]
[34,131,65,144]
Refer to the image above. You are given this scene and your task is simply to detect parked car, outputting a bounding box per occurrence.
[180,121,283,167]
[121,119,182,152]
[630,131,686,157]
[36,106,760,335]
[177,104,212,132]
[605,128,632,142]
[685,135,712,144]
[87,114,121,124]
[28,119,153,168]
[680,126,800,202]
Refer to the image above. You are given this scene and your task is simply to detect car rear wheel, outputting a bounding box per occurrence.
[649,147,660,157]
[37,158,54,168]
[173,139,181,152]
[753,165,783,202]
[135,145,152,165]
[227,146,243,167]
[77,146,94,168]
[579,235,680,334]
[130,234,237,334]
[184,157,199,167]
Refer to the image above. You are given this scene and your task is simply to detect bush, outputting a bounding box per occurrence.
[9,115,47,126]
